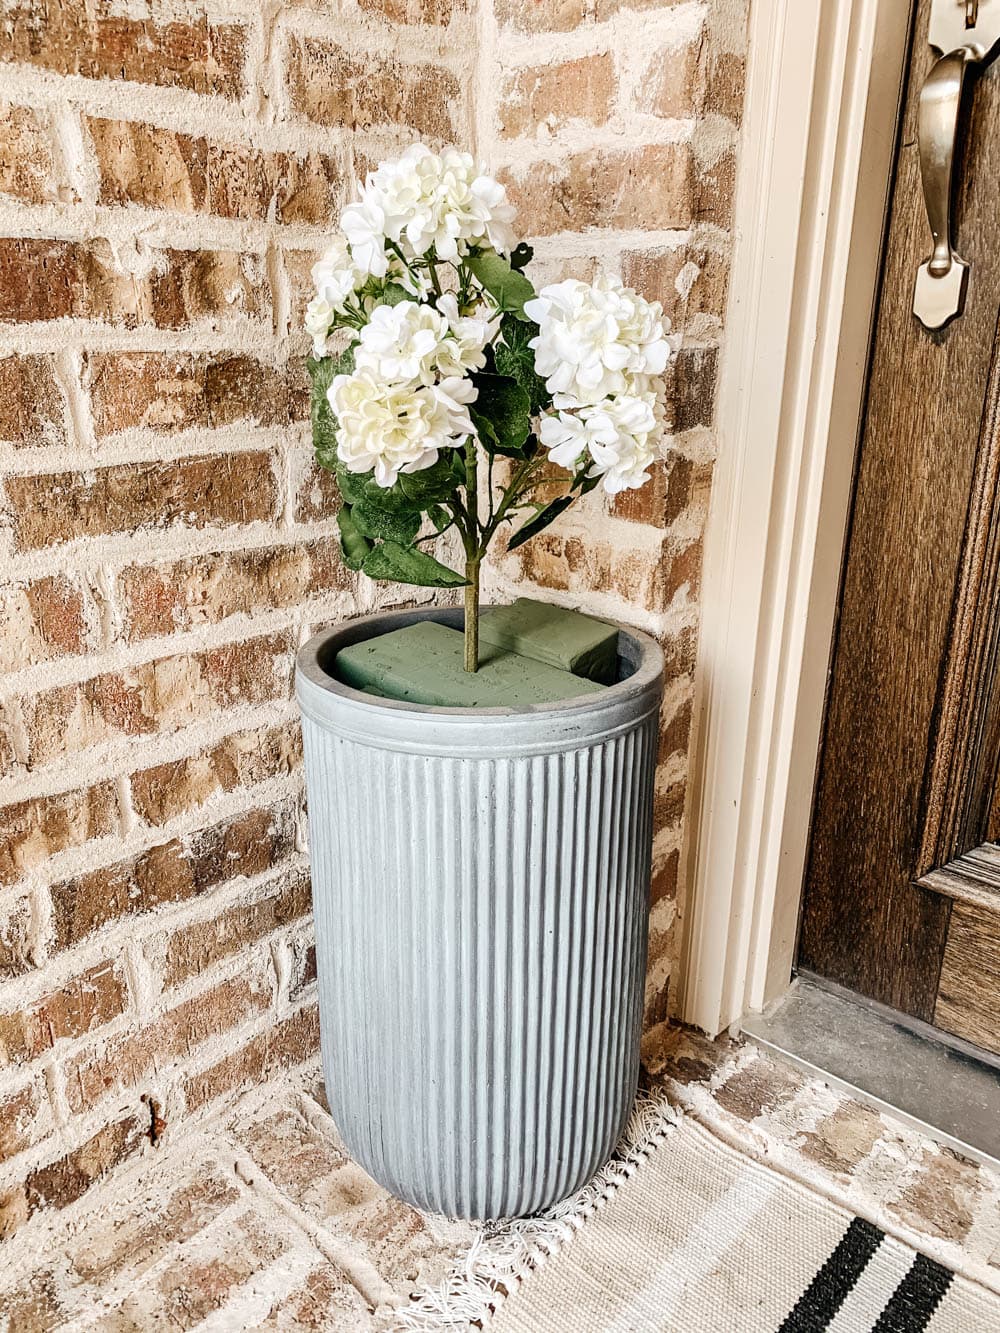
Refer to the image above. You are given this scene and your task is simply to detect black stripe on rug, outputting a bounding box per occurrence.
[778,1216,884,1331]
[870,1252,954,1332]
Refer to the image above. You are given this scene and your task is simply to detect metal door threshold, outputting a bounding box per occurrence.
[741,976,1000,1170]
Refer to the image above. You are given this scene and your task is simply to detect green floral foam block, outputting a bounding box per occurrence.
[479,598,619,684]
[334,620,606,708]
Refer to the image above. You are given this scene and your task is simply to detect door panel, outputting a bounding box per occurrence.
[799,0,1000,1026]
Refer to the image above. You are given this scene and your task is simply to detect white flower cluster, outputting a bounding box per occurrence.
[329,298,492,488]
[525,276,671,495]
[306,145,517,357]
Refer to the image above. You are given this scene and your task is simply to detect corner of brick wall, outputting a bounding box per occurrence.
[477,0,749,1036]
[0,0,474,1242]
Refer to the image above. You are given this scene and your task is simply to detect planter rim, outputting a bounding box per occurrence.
[296,605,664,758]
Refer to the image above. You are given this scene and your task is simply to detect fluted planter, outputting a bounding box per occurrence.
[295,605,663,1221]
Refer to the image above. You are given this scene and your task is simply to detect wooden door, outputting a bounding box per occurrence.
[798,0,1000,1057]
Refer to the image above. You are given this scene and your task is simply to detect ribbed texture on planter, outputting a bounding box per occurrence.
[297,607,663,1221]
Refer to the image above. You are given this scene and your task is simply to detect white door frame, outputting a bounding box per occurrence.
[675,0,915,1036]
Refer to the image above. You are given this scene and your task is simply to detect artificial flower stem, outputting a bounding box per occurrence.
[464,436,480,673]
[464,554,480,674]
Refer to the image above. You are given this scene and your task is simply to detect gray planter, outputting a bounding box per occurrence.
[296,606,663,1220]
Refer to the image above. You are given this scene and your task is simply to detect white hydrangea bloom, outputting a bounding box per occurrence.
[525,276,671,408]
[341,194,390,278]
[539,386,664,495]
[330,368,476,488]
[435,295,494,376]
[353,299,490,386]
[312,238,366,311]
[354,302,451,384]
[343,145,517,276]
[305,295,338,357]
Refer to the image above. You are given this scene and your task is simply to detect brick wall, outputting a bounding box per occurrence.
[0,0,473,1239]
[479,0,748,1036]
[0,0,745,1234]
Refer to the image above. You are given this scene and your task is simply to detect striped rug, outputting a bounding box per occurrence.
[399,1101,1000,1332]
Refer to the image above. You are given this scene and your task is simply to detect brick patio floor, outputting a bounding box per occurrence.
[2,1030,997,1330]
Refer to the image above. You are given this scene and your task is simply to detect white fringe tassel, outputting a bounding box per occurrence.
[395,1091,681,1330]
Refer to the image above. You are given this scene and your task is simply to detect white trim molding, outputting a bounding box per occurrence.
[675,0,914,1036]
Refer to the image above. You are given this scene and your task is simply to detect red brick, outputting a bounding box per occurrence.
[1,4,247,98]
[70,1171,240,1284]
[148,249,268,330]
[130,725,301,827]
[670,345,718,431]
[664,537,704,605]
[284,36,461,139]
[0,238,128,324]
[651,846,679,907]
[503,144,694,235]
[1,1115,147,1240]
[513,531,668,612]
[714,1055,805,1121]
[209,142,344,226]
[637,38,703,118]
[0,896,34,979]
[0,1271,68,1328]
[1,574,94,672]
[295,460,343,524]
[18,631,294,770]
[359,0,466,18]
[0,239,265,330]
[136,1209,286,1326]
[51,802,298,949]
[0,960,128,1066]
[695,149,737,228]
[0,105,61,204]
[0,354,65,445]
[499,55,614,138]
[621,245,731,331]
[288,937,317,1001]
[89,118,344,225]
[799,1102,885,1176]
[707,51,746,127]
[88,117,207,212]
[118,541,348,642]
[0,781,118,886]
[613,455,694,527]
[494,0,589,32]
[0,1079,43,1162]
[659,694,692,761]
[87,351,300,437]
[184,1004,319,1111]
[6,452,278,552]
[160,872,311,988]
[64,969,274,1113]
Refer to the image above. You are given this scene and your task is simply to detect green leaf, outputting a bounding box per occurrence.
[381,282,411,306]
[426,504,451,532]
[471,373,532,457]
[509,242,534,272]
[507,495,574,551]
[351,500,422,544]
[398,456,461,505]
[494,314,549,415]
[334,466,428,517]
[337,507,373,571]
[465,252,536,320]
[362,542,467,587]
[308,348,355,463]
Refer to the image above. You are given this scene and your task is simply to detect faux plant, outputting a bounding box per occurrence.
[306,144,673,672]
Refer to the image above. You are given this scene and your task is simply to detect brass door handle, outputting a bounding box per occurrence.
[914,1,1000,330]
